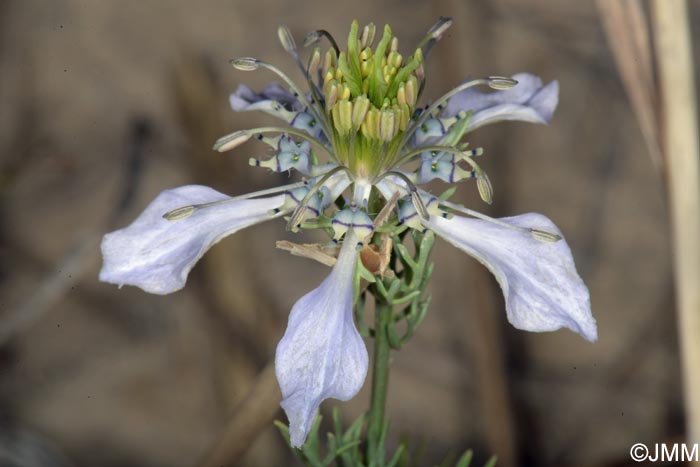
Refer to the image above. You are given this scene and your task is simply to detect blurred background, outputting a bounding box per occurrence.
[1,0,699,466]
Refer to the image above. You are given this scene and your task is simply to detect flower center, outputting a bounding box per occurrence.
[320,21,423,179]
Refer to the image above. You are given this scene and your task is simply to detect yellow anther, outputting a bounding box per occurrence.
[360,23,376,48]
[360,47,372,61]
[336,99,353,134]
[405,75,417,107]
[331,104,341,134]
[392,108,401,135]
[390,37,399,53]
[360,119,371,138]
[382,65,396,84]
[352,95,370,129]
[323,48,337,74]
[413,47,423,65]
[308,47,321,77]
[341,84,351,100]
[324,69,335,86]
[387,51,402,68]
[366,108,380,139]
[360,61,371,77]
[325,83,339,110]
[323,77,334,96]
[397,82,407,105]
[379,110,396,141]
[398,103,410,131]
[335,68,343,80]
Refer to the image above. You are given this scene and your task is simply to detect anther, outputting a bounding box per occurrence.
[439,199,562,243]
[530,229,562,243]
[351,95,370,129]
[277,25,297,54]
[230,57,259,71]
[213,130,251,152]
[360,23,376,48]
[379,110,396,141]
[308,47,321,77]
[163,206,195,221]
[476,173,493,205]
[390,37,399,53]
[488,76,518,90]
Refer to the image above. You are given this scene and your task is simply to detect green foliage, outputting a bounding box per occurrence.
[276,411,496,467]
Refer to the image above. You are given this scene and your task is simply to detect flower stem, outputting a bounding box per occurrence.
[366,299,392,463]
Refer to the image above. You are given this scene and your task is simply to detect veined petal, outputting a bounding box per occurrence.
[100,185,285,295]
[275,232,368,447]
[426,213,597,341]
[443,73,559,132]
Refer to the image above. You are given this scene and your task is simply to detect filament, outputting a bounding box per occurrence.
[439,199,562,242]
[162,180,308,221]
[214,126,335,161]
[400,77,517,149]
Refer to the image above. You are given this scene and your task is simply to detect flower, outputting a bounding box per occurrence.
[99,18,596,448]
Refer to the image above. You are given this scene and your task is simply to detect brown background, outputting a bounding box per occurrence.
[0,1,697,466]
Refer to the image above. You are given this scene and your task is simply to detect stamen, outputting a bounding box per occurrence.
[360,23,376,48]
[162,180,308,221]
[487,76,518,90]
[277,24,298,56]
[287,166,349,231]
[213,127,334,160]
[439,199,562,243]
[230,57,332,138]
[476,172,493,205]
[163,206,195,221]
[456,156,493,204]
[530,229,563,243]
[230,57,259,70]
[308,47,321,78]
[400,77,519,149]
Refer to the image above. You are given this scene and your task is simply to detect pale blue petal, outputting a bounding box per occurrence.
[100,186,285,295]
[443,73,559,132]
[275,232,368,447]
[426,213,597,341]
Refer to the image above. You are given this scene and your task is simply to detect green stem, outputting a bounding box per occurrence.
[366,298,392,464]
